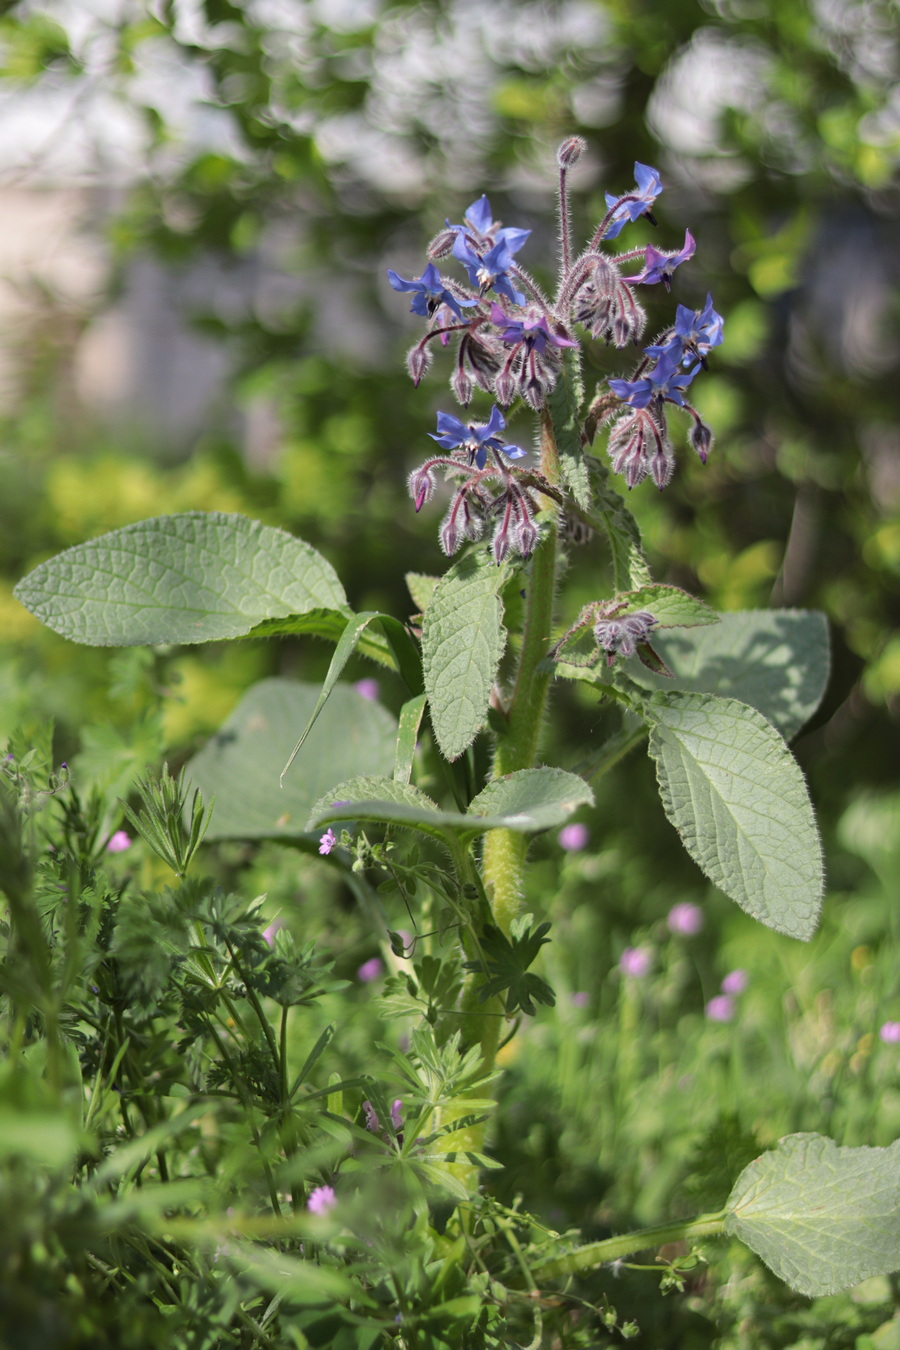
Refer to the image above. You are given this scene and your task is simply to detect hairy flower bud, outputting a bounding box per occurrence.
[408,465,436,512]
[494,367,517,406]
[594,610,658,662]
[557,136,587,168]
[406,342,432,386]
[451,364,473,406]
[689,418,714,463]
[427,225,458,259]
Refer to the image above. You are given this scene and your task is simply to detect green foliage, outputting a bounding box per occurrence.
[464,916,555,1017]
[645,691,824,939]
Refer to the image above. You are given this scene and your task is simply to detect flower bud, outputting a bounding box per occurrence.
[427,226,457,259]
[494,368,516,406]
[557,136,586,168]
[689,418,714,464]
[451,365,473,406]
[406,342,432,386]
[408,466,435,512]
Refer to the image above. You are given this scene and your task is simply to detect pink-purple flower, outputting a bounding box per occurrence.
[619,946,652,978]
[354,678,380,702]
[880,1022,900,1044]
[262,919,285,948]
[106,830,132,854]
[721,969,748,995]
[667,902,703,936]
[307,1185,337,1215]
[318,828,337,856]
[622,229,696,291]
[705,994,735,1023]
[357,957,384,983]
[558,822,589,852]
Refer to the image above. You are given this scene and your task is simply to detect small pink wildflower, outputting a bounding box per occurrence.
[262,919,284,948]
[318,828,337,856]
[619,946,652,978]
[357,957,384,983]
[721,969,748,995]
[558,822,589,852]
[307,1185,337,1214]
[880,1022,900,1044]
[106,830,132,854]
[354,678,380,702]
[667,902,703,936]
[570,991,589,1007]
[705,994,735,1022]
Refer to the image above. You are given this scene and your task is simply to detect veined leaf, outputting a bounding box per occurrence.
[726,1133,900,1296]
[586,459,651,591]
[14,512,347,647]
[613,584,719,629]
[422,548,513,761]
[644,691,824,939]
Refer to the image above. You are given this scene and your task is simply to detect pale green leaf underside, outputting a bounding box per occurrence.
[726,1133,900,1297]
[307,768,591,836]
[645,691,824,939]
[630,609,830,741]
[422,549,512,761]
[185,680,396,840]
[14,512,347,647]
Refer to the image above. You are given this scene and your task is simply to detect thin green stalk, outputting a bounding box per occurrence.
[532,1211,727,1280]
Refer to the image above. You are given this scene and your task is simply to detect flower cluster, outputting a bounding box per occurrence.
[389,138,724,556]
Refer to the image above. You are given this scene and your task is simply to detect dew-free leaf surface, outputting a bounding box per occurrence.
[645,691,823,938]
[726,1133,900,1296]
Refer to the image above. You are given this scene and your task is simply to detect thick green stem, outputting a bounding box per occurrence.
[532,1211,728,1280]
[482,409,561,936]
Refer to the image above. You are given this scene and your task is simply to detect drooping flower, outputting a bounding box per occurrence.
[603,162,664,240]
[106,830,132,854]
[307,1184,337,1215]
[645,294,725,367]
[721,969,748,995]
[608,348,701,409]
[490,304,578,355]
[318,828,337,856]
[558,822,589,852]
[705,994,735,1022]
[452,234,525,305]
[446,195,531,256]
[619,946,652,978]
[667,902,704,936]
[622,230,696,291]
[428,406,526,470]
[387,262,476,321]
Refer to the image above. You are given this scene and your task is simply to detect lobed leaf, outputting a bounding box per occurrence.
[644,691,824,939]
[14,511,347,647]
[726,1133,900,1296]
[422,548,513,761]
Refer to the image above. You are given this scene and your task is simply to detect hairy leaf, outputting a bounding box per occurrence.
[613,584,719,630]
[644,691,823,939]
[422,548,513,761]
[548,347,589,509]
[726,1133,900,1296]
[186,680,396,840]
[14,512,347,646]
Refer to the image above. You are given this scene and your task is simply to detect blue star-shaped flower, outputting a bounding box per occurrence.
[622,230,696,291]
[645,293,724,366]
[490,304,579,354]
[452,234,526,306]
[428,405,527,469]
[603,162,664,240]
[447,195,531,256]
[608,349,701,409]
[387,262,476,321]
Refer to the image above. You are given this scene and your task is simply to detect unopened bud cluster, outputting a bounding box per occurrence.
[388,143,724,555]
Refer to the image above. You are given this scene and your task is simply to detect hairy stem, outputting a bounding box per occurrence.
[532,1211,728,1280]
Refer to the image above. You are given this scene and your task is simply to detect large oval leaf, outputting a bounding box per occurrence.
[186,680,396,840]
[14,512,347,646]
[726,1133,900,1297]
[644,691,824,939]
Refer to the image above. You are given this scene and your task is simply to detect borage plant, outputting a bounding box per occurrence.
[13,139,900,1346]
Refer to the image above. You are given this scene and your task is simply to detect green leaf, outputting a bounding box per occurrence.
[644,691,824,939]
[548,347,589,509]
[725,1133,900,1296]
[465,917,555,1016]
[250,606,396,670]
[422,548,513,761]
[307,767,592,837]
[14,511,347,647]
[394,693,427,784]
[185,680,396,840]
[614,584,719,630]
[628,609,830,741]
[406,571,439,614]
[467,767,593,831]
[586,459,652,591]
